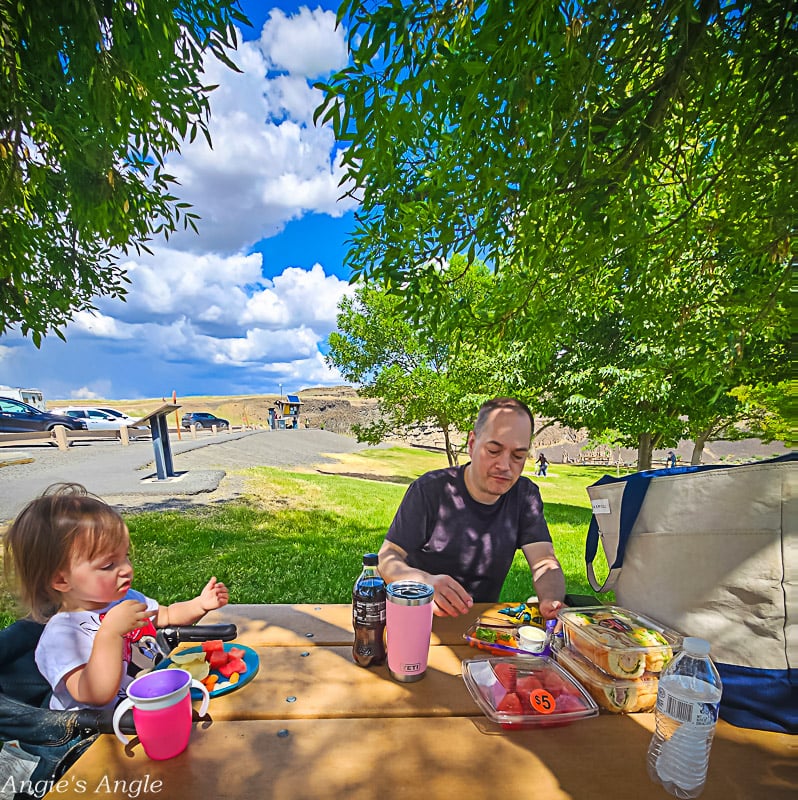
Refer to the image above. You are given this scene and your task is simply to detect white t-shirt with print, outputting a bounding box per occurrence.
[35,589,161,710]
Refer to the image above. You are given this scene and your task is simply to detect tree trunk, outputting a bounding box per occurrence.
[443,426,457,467]
[637,433,654,471]
[690,417,722,465]
[691,435,708,465]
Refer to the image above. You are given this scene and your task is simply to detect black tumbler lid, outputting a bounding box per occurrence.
[362,553,379,566]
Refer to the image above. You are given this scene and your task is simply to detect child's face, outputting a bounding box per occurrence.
[54,528,134,612]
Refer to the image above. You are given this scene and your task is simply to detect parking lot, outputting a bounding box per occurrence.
[0,428,377,523]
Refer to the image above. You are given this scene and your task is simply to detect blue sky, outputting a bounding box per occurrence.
[0,1,360,402]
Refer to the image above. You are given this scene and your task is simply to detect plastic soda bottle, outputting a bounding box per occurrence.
[352,553,386,667]
[647,637,723,798]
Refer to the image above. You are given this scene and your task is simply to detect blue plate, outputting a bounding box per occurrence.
[156,642,259,699]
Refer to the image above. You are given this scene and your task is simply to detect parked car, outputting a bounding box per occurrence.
[61,407,144,432]
[0,397,88,433]
[181,412,229,430]
[93,407,140,425]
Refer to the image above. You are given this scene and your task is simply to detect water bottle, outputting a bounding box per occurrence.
[352,553,386,667]
[647,637,723,799]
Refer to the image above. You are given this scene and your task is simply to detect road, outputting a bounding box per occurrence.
[0,428,377,523]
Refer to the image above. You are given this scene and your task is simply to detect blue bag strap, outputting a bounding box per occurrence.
[612,473,652,569]
[585,472,652,591]
[584,473,617,567]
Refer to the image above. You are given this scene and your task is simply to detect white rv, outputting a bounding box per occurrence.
[0,385,46,410]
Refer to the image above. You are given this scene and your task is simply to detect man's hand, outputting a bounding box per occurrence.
[428,575,473,617]
[99,599,150,638]
[538,598,565,620]
[379,540,473,616]
[522,541,566,622]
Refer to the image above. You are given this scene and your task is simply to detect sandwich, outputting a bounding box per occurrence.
[556,646,659,713]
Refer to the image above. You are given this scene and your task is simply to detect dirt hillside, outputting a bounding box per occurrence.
[49,387,788,465]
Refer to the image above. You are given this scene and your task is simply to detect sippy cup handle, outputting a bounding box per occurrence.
[191,678,210,717]
[113,698,135,745]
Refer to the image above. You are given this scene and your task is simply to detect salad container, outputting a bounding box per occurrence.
[463,620,554,657]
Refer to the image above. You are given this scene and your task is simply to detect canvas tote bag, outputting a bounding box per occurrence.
[584,454,796,733]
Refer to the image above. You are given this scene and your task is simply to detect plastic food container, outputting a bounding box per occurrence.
[463,622,552,657]
[557,606,682,679]
[462,656,598,729]
[556,645,660,713]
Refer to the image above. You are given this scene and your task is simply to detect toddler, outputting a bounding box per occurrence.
[4,483,229,711]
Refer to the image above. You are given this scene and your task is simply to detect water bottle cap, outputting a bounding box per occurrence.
[362,553,379,566]
[683,637,711,656]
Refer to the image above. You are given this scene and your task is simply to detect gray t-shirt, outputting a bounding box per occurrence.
[385,465,550,602]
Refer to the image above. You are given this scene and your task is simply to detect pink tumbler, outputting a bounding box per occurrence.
[386,581,435,682]
[112,669,209,760]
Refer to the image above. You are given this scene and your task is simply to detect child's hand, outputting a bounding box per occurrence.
[199,577,229,612]
[100,599,151,638]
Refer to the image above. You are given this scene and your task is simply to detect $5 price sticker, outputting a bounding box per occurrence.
[529,688,556,714]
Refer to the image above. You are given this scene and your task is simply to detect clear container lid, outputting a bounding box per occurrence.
[462,656,598,729]
[463,622,553,657]
[557,606,682,678]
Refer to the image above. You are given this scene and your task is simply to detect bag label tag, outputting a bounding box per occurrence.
[592,499,611,515]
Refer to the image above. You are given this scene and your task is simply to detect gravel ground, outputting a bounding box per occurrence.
[0,429,379,523]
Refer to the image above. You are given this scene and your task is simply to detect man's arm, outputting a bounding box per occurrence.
[378,540,473,617]
[521,541,566,619]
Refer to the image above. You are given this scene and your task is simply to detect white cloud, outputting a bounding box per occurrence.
[259,7,348,77]
[70,386,104,400]
[162,11,355,255]
[95,248,351,336]
[0,6,357,401]
[70,311,138,340]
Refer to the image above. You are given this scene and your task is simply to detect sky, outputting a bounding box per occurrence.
[0,1,361,402]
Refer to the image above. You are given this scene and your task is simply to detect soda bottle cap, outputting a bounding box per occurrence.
[362,553,379,566]
[683,637,711,656]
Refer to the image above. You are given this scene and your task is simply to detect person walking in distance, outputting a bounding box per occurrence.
[536,453,549,477]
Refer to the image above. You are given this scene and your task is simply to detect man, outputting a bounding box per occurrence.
[378,397,566,619]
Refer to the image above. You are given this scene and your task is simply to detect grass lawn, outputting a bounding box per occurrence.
[0,449,620,626]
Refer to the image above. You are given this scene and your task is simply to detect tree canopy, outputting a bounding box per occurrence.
[319,0,794,307]
[318,0,793,463]
[327,261,505,465]
[0,0,247,344]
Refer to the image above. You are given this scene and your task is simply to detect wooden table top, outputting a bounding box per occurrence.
[202,601,498,648]
[47,714,796,800]
[188,644,479,721]
[47,604,797,800]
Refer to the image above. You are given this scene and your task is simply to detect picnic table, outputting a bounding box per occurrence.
[47,604,796,799]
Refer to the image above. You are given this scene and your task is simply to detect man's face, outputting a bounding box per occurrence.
[466,408,532,504]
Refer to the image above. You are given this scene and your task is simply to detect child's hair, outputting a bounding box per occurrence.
[4,483,129,622]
